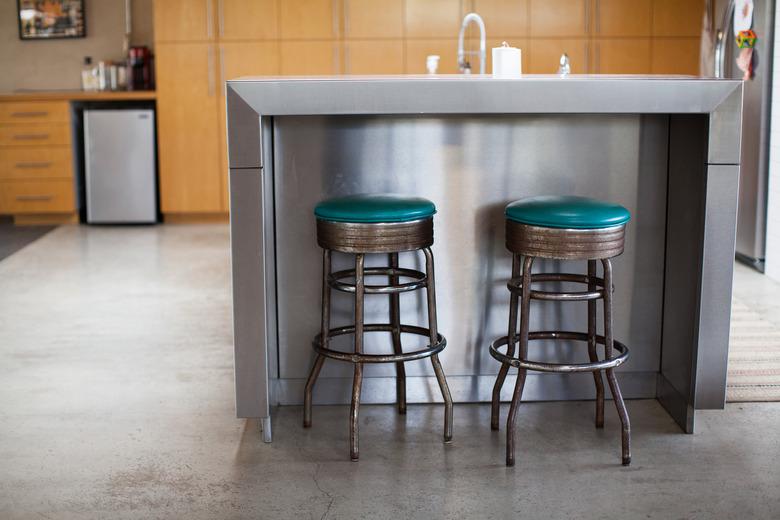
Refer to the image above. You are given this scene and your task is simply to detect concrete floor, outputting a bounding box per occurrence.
[1,225,779,519]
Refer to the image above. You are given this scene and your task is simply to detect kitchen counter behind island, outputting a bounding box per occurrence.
[225,75,743,441]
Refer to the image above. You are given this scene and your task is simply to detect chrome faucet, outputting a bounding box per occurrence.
[458,13,486,74]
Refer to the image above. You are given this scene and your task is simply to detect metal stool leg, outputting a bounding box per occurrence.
[388,253,407,415]
[588,259,605,429]
[602,258,631,466]
[492,253,521,430]
[350,254,366,461]
[506,256,534,466]
[304,249,331,428]
[423,247,453,443]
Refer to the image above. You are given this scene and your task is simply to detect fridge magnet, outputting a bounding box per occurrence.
[17,0,86,40]
[736,29,757,48]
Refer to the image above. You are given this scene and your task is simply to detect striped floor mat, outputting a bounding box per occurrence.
[727,298,780,402]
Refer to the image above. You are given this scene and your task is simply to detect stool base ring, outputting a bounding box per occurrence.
[314,324,446,363]
[489,331,628,373]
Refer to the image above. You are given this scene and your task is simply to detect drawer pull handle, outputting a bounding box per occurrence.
[13,134,50,140]
[15,194,53,201]
[14,162,52,169]
[10,111,49,118]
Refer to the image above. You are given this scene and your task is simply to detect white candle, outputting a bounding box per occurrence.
[492,42,522,78]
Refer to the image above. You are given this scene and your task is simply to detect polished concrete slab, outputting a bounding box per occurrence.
[1,225,779,519]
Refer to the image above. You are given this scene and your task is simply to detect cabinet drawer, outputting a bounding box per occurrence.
[0,148,73,179]
[0,180,75,214]
[0,101,70,123]
[0,123,71,147]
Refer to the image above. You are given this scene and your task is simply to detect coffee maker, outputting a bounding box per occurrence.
[127,46,154,91]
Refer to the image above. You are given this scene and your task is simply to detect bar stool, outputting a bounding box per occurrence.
[303,194,453,461]
[489,195,632,467]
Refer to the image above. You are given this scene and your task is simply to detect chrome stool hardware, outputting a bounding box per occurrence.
[304,215,453,461]
[492,216,632,467]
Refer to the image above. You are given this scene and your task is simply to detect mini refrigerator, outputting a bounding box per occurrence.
[84,109,157,224]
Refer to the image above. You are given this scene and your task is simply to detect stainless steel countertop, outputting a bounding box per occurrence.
[227,74,743,116]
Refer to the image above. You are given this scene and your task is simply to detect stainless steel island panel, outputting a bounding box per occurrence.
[273,115,668,401]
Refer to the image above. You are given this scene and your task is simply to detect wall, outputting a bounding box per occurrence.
[0,0,152,92]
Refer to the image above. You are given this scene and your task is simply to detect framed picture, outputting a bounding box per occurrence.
[17,0,86,40]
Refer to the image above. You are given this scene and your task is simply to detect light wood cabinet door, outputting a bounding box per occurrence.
[651,38,700,74]
[653,0,706,37]
[529,0,589,37]
[405,39,459,74]
[280,0,339,39]
[406,0,463,38]
[218,0,278,40]
[280,41,340,74]
[527,39,588,73]
[593,39,651,73]
[155,43,223,213]
[154,0,215,42]
[345,0,403,39]
[594,0,652,37]
[474,0,528,37]
[344,40,404,74]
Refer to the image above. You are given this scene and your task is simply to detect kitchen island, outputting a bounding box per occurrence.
[225,75,743,441]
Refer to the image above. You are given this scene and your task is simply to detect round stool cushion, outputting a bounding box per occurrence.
[314,194,436,223]
[505,195,630,229]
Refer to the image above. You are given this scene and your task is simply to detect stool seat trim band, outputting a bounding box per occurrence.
[314,324,446,363]
[489,331,629,372]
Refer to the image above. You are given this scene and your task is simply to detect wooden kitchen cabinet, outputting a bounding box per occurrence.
[529,0,589,37]
[473,0,528,37]
[405,39,459,74]
[652,38,701,74]
[593,39,651,73]
[406,0,463,39]
[153,0,215,42]
[527,38,588,74]
[654,0,706,37]
[280,41,340,74]
[218,0,278,40]
[280,0,339,39]
[155,43,223,213]
[344,0,404,39]
[345,40,404,74]
[594,0,652,37]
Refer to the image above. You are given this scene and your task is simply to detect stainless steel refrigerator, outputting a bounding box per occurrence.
[84,109,157,224]
[715,0,775,270]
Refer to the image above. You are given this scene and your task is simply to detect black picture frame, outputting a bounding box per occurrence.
[17,0,86,40]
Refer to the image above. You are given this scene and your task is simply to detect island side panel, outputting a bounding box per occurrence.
[227,87,274,439]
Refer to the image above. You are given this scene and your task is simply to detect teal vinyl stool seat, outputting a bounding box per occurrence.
[491,195,632,467]
[305,193,453,461]
[314,194,436,223]
[505,195,631,229]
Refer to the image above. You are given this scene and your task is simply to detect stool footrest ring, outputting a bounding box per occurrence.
[489,331,628,372]
[314,323,446,363]
[508,273,611,301]
[329,267,427,294]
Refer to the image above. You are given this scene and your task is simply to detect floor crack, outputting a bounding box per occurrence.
[312,463,334,520]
